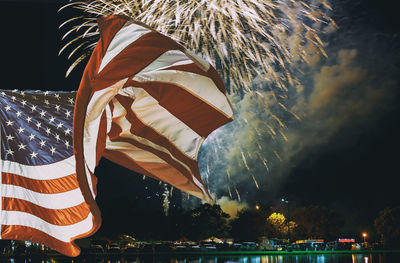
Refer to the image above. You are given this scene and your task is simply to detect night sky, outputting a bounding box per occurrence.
[1,0,399,236]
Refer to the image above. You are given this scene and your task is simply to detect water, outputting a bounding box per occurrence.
[1,253,400,263]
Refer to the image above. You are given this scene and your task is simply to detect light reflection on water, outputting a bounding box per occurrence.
[1,254,399,263]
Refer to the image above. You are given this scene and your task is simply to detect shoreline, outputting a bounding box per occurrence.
[1,249,400,259]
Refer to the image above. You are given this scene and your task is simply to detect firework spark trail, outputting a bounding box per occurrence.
[227,185,233,199]
[274,150,283,162]
[60,0,334,93]
[278,129,289,142]
[205,171,210,190]
[234,184,241,201]
[226,171,233,199]
[251,174,260,189]
[256,141,263,150]
[240,151,250,170]
[162,184,170,216]
[257,152,270,173]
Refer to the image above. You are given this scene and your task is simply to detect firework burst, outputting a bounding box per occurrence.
[60,0,335,93]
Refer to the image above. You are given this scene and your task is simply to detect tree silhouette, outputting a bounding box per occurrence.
[374,206,400,248]
[188,204,231,240]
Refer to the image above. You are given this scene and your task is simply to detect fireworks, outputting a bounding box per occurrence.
[162,184,170,216]
[60,0,335,93]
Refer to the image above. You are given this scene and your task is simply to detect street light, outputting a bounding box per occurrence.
[362,233,367,243]
[281,198,290,243]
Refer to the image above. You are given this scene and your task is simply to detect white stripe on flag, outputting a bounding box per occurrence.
[1,157,76,180]
[1,211,93,242]
[98,21,151,73]
[138,50,196,73]
[105,140,166,164]
[1,184,84,209]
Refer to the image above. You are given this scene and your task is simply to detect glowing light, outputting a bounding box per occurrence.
[362,232,367,243]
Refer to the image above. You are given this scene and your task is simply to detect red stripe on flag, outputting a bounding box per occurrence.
[125,79,232,137]
[162,63,211,78]
[1,173,79,194]
[2,197,90,226]
[96,111,108,165]
[207,65,227,93]
[97,15,128,57]
[94,31,184,91]
[1,225,81,257]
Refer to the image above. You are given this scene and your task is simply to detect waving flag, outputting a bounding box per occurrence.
[0,90,96,256]
[74,14,233,225]
[0,15,233,256]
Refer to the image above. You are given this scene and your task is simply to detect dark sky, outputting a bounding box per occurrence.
[1,0,399,235]
[278,0,400,232]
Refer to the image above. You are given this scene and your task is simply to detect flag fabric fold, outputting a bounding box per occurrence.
[0,14,233,256]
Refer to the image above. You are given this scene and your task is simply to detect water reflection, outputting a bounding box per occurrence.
[1,254,399,263]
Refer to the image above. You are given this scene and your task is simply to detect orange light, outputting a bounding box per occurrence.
[362,233,367,238]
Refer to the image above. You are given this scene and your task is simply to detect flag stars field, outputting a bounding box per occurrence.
[0,89,76,165]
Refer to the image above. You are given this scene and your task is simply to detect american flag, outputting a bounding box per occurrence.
[0,89,95,256]
[0,15,233,256]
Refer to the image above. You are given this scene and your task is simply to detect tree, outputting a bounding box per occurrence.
[291,205,343,240]
[374,207,400,248]
[231,209,273,241]
[187,204,230,240]
[267,212,297,239]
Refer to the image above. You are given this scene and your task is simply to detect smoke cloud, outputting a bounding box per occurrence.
[215,196,248,218]
[195,44,397,205]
